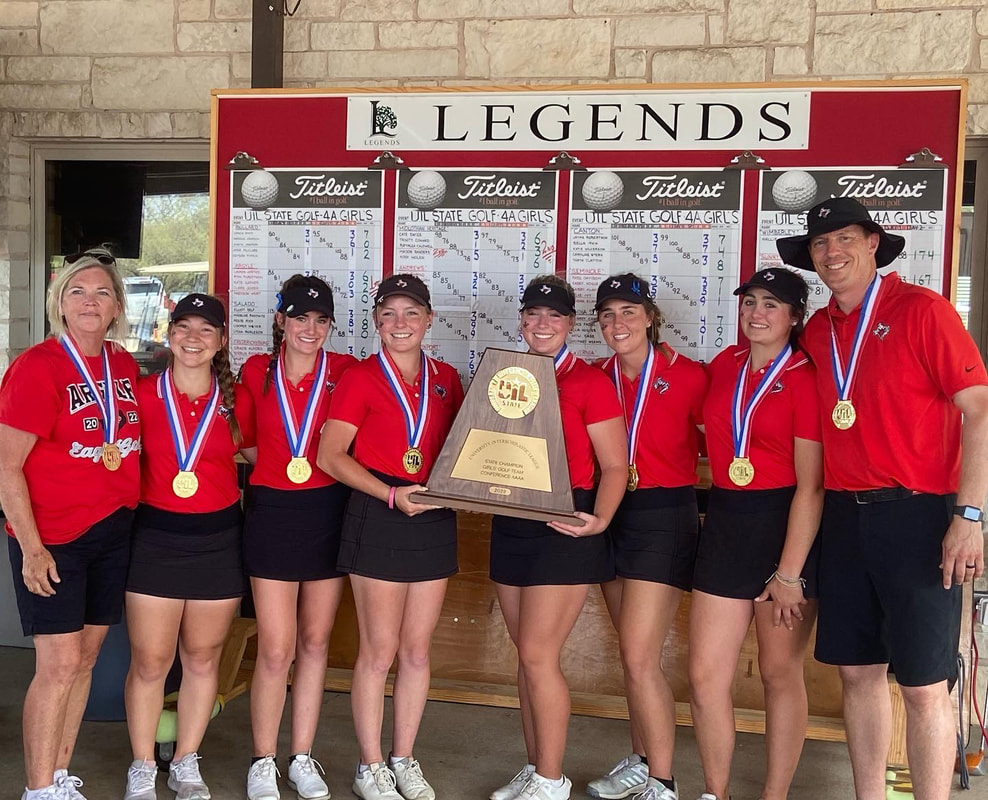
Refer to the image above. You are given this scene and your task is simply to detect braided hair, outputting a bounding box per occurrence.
[212,345,241,446]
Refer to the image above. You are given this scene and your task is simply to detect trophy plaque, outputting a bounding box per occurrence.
[410,348,582,523]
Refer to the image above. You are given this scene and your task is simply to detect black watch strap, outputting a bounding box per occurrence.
[953,504,985,522]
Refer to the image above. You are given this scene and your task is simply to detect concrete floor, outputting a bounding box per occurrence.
[0,645,981,800]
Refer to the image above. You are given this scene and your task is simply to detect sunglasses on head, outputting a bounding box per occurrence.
[64,251,116,266]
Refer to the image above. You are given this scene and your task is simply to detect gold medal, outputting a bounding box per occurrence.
[627,464,639,492]
[172,470,199,498]
[403,447,424,475]
[286,457,312,484]
[832,399,856,430]
[728,456,755,487]
[102,442,122,471]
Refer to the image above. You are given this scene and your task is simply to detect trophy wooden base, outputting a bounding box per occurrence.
[409,491,585,525]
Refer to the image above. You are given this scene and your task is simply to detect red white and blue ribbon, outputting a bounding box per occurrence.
[274,348,329,460]
[829,272,883,404]
[731,344,793,460]
[377,348,430,450]
[607,344,661,467]
[553,344,577,378]
[159,368,221,474]
[60,334,117,446]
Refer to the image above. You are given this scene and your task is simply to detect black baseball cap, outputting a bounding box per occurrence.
[374,274,432,309]
[776,196,905,271]
[278,280,335,319]
[734,268,809,308]
[521,278,576,316]
[594,273,649,312]
[171,293,226,327]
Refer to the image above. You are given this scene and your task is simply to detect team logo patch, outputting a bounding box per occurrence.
[308,288,319,298]
[396,279,407,288]
[218,404,232,420]
[818,207,831,218]
[872,322,890,340]
[434,384,447,399]
[610,279,621,288]
[192,297,204,307]
[652,377,669,394]
[770,380,785,394]
[763,270,775,281]
[540,284,552,295]
[324,380,337,393]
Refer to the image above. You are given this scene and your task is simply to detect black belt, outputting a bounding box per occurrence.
[844,487,916,504]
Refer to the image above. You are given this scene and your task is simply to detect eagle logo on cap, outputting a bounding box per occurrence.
[192,297,204,306]
[763,271,775,281]
[610,279,621,288]
[540,285,552,294]
[308,288,319,298]
[818,207,831,218]
[396,279,407,288]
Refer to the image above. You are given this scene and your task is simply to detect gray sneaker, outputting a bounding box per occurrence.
[587,755,648,800]
[390,758,434,800]
[631,779,678,800]
[168,753,210,800]
[53,770,86,800]
[490,765,536,800]
[247,756,281,800]
[21,784,70,800]
[123,760,158,800]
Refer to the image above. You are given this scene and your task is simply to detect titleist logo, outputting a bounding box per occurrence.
[837,174,928,199]
[289,175,370,199]
[636,175,727,201]
[457,174,543,200]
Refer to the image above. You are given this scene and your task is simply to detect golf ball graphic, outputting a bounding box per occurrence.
[772,170,818,213]
[241,170,279,209]
[407,170,447,210]
[582,170,624,212]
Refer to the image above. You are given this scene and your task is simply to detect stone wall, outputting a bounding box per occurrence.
[1,0,987,365]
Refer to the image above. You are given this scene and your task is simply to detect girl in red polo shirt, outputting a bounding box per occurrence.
[123,293,245,800]
[690,268,823,800]
[317,274,463,800]
[586,274,708,800]
[488,275,627,800]
[238,275,357,800]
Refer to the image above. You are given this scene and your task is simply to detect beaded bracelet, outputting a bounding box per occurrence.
[388,486,397,510]
[766,569,806,589]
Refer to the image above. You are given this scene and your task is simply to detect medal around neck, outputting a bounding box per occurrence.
[627,464,640,492]
[287,457,313,484]
[410,348,582,525]
[102,442,122,471]
[172,470,199,498]
[832,399,856,430]
[728,457,754,486]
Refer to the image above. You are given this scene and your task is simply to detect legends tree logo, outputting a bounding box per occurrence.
[370,100,398,137]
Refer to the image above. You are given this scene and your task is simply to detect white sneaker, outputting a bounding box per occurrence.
[168,753,210,800]
[587,755,648,799]
[490,764,536,800]
[390,758,434,800]
[287,753,330,800]
[124,760,158,800]
[53,770,86,800]
[517,774,571,800]
[21,785,69,800]
[696,795,719,800]
[247,755,281,800]
[352,763,401,800]
[632,779,678,800]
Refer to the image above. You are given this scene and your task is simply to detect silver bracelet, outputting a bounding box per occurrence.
[766,569,806,589]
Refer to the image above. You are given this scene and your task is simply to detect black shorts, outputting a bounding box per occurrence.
[127,503,246,600]
[490,488,615,586]
[338,471,458,583]
[243,484,349,581]
[815,490,960,687]
[7,506,134,636]
[694,485,820,600]
[612,485,698,589]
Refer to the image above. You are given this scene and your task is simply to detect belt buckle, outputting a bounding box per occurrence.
[854,491,868,505]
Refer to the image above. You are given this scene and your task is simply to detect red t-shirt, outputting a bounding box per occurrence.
[702,346,821,490]
[328,354,464,481]
[0,338,141,545]
[801,272,988,493]
[558,357,624,490]
[598,343,707,489]
[237,350,357,490]
[137,375,246,513]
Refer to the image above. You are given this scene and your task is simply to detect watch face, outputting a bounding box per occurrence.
[957,505,983,521]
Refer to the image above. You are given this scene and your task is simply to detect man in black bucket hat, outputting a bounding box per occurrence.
[777,196,988,799]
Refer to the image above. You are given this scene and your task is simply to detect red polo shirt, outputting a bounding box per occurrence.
[0,338,141,545]
[559,357,624,490]
[703,346,821,490]
[599,343,707,488]
[328,354,464,481]
[801,272,988,493]
[138,375,246,513]
[238,350,357,490]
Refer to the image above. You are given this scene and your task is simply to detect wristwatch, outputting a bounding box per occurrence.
[952,504,985,522]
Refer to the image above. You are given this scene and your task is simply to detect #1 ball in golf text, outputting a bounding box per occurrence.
[407,171,447,210]
[582,171,624,212]
[241,170,280,209]
[772,170,818,212]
